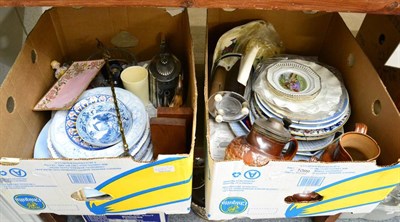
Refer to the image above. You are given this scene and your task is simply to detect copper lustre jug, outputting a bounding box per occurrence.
[225,117,298,166]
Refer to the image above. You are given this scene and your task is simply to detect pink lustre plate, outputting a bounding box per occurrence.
[33,59,105,111]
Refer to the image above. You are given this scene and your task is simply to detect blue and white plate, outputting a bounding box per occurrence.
[76,101,132,147]
[65,95,115,150]
[51,87,147,158]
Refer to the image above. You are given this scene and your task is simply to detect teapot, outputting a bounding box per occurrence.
[225,117,298,166]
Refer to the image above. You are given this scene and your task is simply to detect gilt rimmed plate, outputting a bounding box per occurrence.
[51,87,147,158]
[76,101,132,147]
[266,61,321,101]
[253,59,346,120]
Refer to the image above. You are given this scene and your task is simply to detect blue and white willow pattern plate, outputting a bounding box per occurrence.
[65,94,115,150]
[52,87,147,158]
[76,101,132,147]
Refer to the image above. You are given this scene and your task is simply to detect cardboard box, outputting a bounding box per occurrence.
[205,9,400,220]
[356,14,400,111]
[0,7,197,216]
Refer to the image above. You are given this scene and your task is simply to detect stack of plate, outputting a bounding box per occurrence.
[43,87,153,161]
[229,58,350,156]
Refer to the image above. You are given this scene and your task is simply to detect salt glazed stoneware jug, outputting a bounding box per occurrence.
[225,117,298,166]
[317,123,381,162]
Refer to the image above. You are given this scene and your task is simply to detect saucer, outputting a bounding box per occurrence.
[76,101,132,147]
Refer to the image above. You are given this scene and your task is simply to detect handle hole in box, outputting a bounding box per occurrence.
[6,96,15,113]
[379,34,386,45]
[31,49,37,64]
[372,99,382,116]
[347,53,355,67]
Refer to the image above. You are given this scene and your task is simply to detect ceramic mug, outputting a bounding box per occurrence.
[121,66,149,105]
[318,123,381,162]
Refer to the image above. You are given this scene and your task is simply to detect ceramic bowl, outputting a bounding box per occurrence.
[76,101,132,147]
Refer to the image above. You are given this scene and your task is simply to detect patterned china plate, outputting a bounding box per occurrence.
[250,98,349,140]
[51,87,147,158]
[65,95,115,150]
[266,61,321,101]
[76,101,132,147]
[254,93,349,129]
[229,120,337,152]
[254,92,349,126]
[253,59,346,120]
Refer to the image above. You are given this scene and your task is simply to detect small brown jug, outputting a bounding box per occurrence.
[317,123,381,162]
[225,118,298,166]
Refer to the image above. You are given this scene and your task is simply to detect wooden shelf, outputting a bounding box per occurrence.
[1,0,399,15]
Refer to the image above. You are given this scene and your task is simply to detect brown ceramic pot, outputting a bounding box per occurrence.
[225,118,298,166]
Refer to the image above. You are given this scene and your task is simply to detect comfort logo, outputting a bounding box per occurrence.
[13,194,46,210]
[219,197,248,214]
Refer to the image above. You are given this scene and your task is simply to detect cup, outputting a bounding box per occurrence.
[318,123,381,162]
[120,66,149,105]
